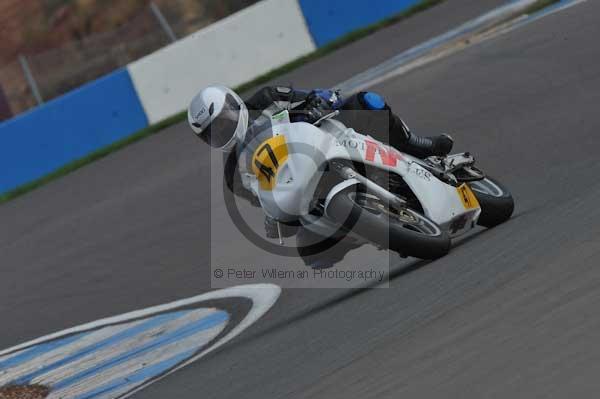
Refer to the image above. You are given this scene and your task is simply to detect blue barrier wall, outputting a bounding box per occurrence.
[298,0,422,47]
[0,69,148,194]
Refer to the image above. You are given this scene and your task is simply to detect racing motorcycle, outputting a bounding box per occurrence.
[240,107,514,260]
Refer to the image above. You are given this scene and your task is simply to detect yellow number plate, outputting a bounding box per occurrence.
[456,183,480,210]
[251,135,288,191]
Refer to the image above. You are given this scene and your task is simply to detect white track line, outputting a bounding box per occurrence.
[0,284,281,399]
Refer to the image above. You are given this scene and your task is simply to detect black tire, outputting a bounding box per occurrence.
[468,176,514,228]
[327,187,451,260]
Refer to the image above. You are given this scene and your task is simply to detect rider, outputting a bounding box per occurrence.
[188,85,453,189]
[188,86,453,267]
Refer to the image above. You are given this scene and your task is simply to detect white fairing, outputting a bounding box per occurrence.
[242,114,480,236]
[251,122,329,221]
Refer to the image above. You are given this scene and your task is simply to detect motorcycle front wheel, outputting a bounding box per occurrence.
[326,187,451,260]
[468,176,514,228]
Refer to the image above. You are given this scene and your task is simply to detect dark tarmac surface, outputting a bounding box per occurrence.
[2,0,600,398]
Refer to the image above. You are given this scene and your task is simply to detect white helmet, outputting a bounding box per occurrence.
[187,86,249,151]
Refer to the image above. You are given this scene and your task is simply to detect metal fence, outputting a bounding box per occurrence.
[0,0,258,121]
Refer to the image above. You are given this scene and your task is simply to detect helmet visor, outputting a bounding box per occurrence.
[200,93,241,148]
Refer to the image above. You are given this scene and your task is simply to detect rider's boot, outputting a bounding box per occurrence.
[388,110,454,158]
[402,133,454,158]
[341,92,454,159]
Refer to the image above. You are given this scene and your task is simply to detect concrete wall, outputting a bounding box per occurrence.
[128,0,316,124]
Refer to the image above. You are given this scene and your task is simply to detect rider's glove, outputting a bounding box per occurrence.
[304,90,342,123]
[304,91,327,122]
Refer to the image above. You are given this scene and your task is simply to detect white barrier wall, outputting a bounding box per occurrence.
[128,0,316,124]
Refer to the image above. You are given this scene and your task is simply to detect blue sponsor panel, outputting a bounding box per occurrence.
[0,69,148,195]
[298,0,422,47]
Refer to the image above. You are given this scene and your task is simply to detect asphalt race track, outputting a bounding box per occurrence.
[2,0,600,397]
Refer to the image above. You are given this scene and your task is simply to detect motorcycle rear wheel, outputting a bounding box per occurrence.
[327,187,451,260]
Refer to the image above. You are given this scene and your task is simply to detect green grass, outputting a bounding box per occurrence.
[521,0,562,15]
[0,0,558,204]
